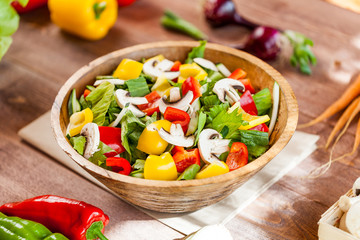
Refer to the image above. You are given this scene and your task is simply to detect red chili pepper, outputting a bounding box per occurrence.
[11,0,47,14]
[117,0,136,7]
[226,142,248,171]
[229,68,247,80]
[171,146,201,173]
[170,60,181,71]
[164,107,190,133]
[240,90,258,115]
[249,123,269,132]
[0,195,109,240]
[137,91,161,116]
[181,76,202,104]
[99,126,125,157]
[106,157,132,175]
[84,89,91,98]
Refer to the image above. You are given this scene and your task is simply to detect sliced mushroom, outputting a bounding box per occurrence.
[339,195,360,212]
[80,123,100,159]
[186,98,200,136]
[94,79,125,86]
[341,201,360,237]
[169,87,181,102]
[353,177,360,196]
[114,89,148,108]
[109,104,145,127]
[193,57,218,72]
[156,59,174,72]
[213,78,245,105]
[158,124,194,147]
[198,129,230,164]
[159,91,193,114]
[143,58,180,80]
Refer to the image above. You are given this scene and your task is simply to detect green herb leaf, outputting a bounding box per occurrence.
[70,136,86,155]
[88,141,115,169]
[161,10,208,41]
[185,40,207,64]
[126,76,150,97]
[86,81,115,126]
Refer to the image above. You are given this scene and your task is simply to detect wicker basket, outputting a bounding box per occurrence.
[51,41,298,213]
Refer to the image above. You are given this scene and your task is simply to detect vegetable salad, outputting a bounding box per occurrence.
[66,41,276,181]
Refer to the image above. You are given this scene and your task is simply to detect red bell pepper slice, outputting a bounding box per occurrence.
[137,91,161,116]
[181,76,202,104]
[99,126,125,157]
[83,89,91,98]
[239,79,255,94]
[106,157,132,175]
[164,107,190,133]
[171,60,181,71]
[117,0,136,7]
[11,0,47,14]
[171,147,201,173]
[249,123,269,132]
[240,90,258,115]
[229,68,247,80]
[226,142,248,171]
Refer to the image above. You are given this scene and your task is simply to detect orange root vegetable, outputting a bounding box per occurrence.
[325,96,360,149]
[299,73,360,128]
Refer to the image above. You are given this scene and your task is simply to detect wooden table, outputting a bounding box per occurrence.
[1,0,360,239]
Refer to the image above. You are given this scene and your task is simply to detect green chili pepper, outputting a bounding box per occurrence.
[0,212,69,240]
[177,164,201,180]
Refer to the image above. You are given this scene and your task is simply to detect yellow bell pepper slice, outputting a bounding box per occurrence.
[151,74,172,97]
[228,102,270,130]
[48,0,118,40]
[178,63,208,83]
[137,120,172,155]
[144,152,178,180]
[195,161,229,179]
[68,108,93,137]
[113,59,143,80]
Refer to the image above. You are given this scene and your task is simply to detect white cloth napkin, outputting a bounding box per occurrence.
[18,111,319,235]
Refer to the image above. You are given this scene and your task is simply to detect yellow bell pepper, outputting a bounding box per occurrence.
[144,152,178,180]
[68,108,93,137]
[113,59,143,80]
[228,102,270,130]
[178,63,208,83]
[137,120,172,155]
[195,161,229,179]
[151,74,172,97]
[48,0,118,40]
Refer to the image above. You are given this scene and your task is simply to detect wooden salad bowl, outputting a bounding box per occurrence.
[51,41,298,213]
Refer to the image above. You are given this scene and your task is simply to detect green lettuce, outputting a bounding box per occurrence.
[86,81,115,126]
[125,76,150,97]
[88,141,116,169]
[185,40,207,64]
[70,136,86,155]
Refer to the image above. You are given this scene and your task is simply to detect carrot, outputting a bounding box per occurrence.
[298,73,360,128]
[325,96,360,149]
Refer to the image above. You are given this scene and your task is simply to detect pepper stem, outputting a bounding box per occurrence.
[86,221,109,240]
[93,1,107,20]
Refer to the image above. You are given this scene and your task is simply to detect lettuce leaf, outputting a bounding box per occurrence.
[86,81,115,126]
[126,76,150,97]
[70,136,86,155]
[120,110,147,163]
[88,141,115,169]
[253,88,272,116]
[185,40,207,64]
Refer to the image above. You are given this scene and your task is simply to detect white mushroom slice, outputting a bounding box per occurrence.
[80,123,100,159]
[198,129,230,164]
[194,57,218,72]
[93,79,125,86]
[109,104,145,127]
[213,78,245,105]
[143,58,179,80]
[169,87,181,102]
[114,89,148,108]
[353,177,360,196]
[156,59,174,72]
[186,98,201,136]
[158,124,194,147]
[339,195,360,212]
[343,201,360,237]
[159,91,193,114]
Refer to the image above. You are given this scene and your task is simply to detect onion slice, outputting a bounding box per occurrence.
[268,82,280,135]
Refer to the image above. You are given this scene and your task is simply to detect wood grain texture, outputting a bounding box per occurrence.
[0,0,359,238]
[51,41,298,213]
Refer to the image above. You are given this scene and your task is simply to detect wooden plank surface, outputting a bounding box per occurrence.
[1,0,360,239]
